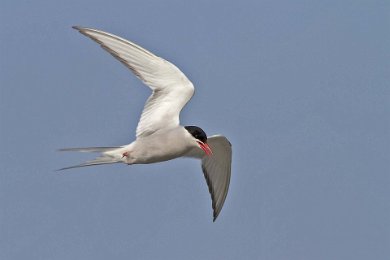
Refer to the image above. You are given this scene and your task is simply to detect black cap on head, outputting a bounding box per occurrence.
[184,126,208,143]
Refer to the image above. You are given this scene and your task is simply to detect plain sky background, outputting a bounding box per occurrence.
[1,0,389,259]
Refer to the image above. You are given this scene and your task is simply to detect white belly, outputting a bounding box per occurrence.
[130,127,194,164]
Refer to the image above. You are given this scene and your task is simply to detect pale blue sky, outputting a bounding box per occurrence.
[1,0,389,259]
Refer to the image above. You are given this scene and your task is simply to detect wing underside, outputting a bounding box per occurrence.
[201,135,232,221]
[73,26,194,138]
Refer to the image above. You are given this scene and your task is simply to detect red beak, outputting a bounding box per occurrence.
[197,141,213,156]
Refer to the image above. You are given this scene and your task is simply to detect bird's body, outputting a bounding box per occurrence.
[126,127,197,164]
[61,26,232,221]
[113,127,203,165]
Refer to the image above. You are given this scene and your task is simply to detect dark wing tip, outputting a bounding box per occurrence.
[213,207,221,222]
[202,164,220,222]
[72,25,82,31]
[72,26,91,36]
[56,166,75,171]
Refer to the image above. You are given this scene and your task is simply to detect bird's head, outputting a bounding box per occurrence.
[184,126,213,156]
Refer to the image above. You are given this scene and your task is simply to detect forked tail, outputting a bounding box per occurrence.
[58,146,125,170]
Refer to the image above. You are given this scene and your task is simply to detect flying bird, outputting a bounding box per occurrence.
[60,26,232,221]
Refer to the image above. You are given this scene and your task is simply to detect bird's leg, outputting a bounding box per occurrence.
[122,152,129,158]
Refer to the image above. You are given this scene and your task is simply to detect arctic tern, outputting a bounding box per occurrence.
[60,26,232,221]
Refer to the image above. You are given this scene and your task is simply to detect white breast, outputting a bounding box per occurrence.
[130,127,195,164]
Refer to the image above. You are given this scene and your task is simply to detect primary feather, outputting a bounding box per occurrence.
[73,26,194,138]
[201,136,232,221]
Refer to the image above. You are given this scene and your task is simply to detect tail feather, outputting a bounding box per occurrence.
[58,146,126,171]
[59,146,121,153]
[58,156,122,171]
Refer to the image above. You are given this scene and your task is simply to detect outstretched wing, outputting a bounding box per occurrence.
[201,135,232,221]
[73,26,195,138]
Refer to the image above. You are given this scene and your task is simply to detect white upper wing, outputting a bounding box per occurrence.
[73,26,195,138]
[201,135,232,221]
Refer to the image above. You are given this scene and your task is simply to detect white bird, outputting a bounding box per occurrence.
[60,26,232,222]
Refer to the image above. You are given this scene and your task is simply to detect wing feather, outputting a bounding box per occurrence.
[73,26,194,138]
[201,135,232,221]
